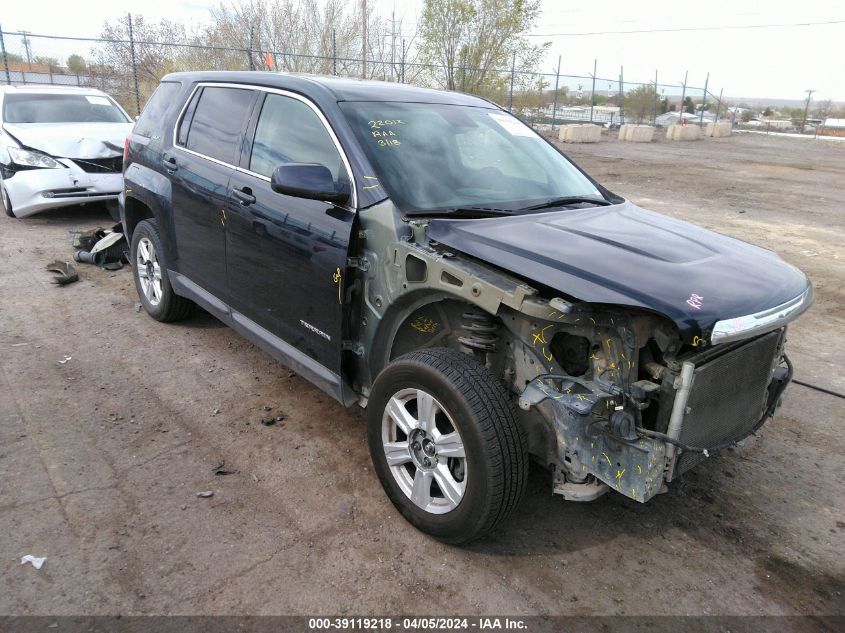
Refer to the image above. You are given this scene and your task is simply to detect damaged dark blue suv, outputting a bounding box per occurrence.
[122,71,813,543]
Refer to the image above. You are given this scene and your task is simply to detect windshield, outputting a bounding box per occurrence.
[3,93,130,124]
[339,101,603,213]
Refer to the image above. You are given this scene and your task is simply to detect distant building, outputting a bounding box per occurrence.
[655,111,713,127]
[819,118,845,137]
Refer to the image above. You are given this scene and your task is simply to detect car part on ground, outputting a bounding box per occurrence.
[45,260,79,286]
[73,225,127,270]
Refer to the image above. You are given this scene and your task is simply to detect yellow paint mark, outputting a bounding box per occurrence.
[615,468,625,482]
[589,317,596,325]
[631,488,637,499]
[592,455,596,463]
[363,175,379,180]
[363,184,380,190]
[602,452,612,466]
[409,316,438,334]
[636,464,643,475]
[332,267,342,304]
[125,187,132,193]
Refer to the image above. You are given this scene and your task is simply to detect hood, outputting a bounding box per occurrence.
[426,201,811,342]
[3,122,133,159]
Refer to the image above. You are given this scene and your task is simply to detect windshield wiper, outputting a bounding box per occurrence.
[411,206,516,218]
[519,196,611,212]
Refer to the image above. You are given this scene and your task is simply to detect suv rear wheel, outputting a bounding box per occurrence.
[367,348,528,544]
[131,219,193,322]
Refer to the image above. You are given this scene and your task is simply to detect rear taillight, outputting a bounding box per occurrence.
[123,133,131,167]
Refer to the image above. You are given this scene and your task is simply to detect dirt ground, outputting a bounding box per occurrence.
[0,133,843,621]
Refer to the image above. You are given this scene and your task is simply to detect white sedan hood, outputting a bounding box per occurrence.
[3,122,133,159]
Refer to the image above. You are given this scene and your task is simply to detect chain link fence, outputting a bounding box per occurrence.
[0,22,730,130]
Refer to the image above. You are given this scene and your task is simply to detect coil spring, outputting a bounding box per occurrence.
[458,311,499,351]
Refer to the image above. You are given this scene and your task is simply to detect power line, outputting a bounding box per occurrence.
[527,19,845,37]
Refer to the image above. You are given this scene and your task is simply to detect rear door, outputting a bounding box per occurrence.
[225,90,356,373]
[170,85,258,301]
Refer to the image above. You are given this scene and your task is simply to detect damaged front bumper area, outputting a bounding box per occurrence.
[2,160,123,218]
[519,328,793,503]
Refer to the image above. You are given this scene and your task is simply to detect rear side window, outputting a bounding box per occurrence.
[134,82,180,138]
[184,86,256,164]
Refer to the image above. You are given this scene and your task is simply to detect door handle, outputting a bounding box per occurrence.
[232,187,256,206]
[161,156,178,173]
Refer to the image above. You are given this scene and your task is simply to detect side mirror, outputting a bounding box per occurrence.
[270,163,349,205]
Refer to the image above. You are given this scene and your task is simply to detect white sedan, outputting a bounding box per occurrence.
[0,85,133,219]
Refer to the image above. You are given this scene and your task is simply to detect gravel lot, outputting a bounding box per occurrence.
[1,132,842,622]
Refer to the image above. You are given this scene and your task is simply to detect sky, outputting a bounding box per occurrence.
[1,0,843,101]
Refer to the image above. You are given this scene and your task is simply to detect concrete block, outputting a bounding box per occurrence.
[666,124,700,141]
[628,125,655,142]
[705,121,732,137]
[560,124,601,143]
[618,124,630,141]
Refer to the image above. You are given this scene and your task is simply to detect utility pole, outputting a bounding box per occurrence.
[589,59,597,123]
[361,0,367,78]
[653,69,658,125]
[801,89,815,134]
[127,14,141,116]
[0,26,10,85]
[551,55,561,130]
[619,66,624,123]
[508,51,516,111]
[679,70,688,122]
[21,30,32,69]
[699,72,709,126]
[390,10,396,82]
[332,28,337,75]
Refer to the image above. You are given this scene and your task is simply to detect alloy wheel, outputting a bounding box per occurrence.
[381,388,467,514]
[136,237,163,306]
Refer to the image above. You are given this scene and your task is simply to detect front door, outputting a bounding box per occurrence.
[225,91,355,373]
[170,85,257,300]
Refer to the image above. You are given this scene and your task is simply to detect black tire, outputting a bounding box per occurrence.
[367,348,528,544]
[130,219,194,322]
[2,185,15,218]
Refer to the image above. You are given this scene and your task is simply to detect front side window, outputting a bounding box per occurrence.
[3,93,130,124]
[249,93,347,183]
[339,101,602,213]
[184,86,256,164]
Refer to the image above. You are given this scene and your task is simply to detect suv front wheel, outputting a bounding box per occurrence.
[131,219,193,322]
[367,348,528,544]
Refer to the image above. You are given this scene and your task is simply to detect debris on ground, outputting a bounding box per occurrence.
[263,405,273,411]
[72,224,127,270]
[45,260,79,286]
[57,355,72,365]
[211,408,220,416]
[134,303,142,313]
[20,555,47,570]
[196,491,214,498]
[260,415,286,426]
[212,461,236,475]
